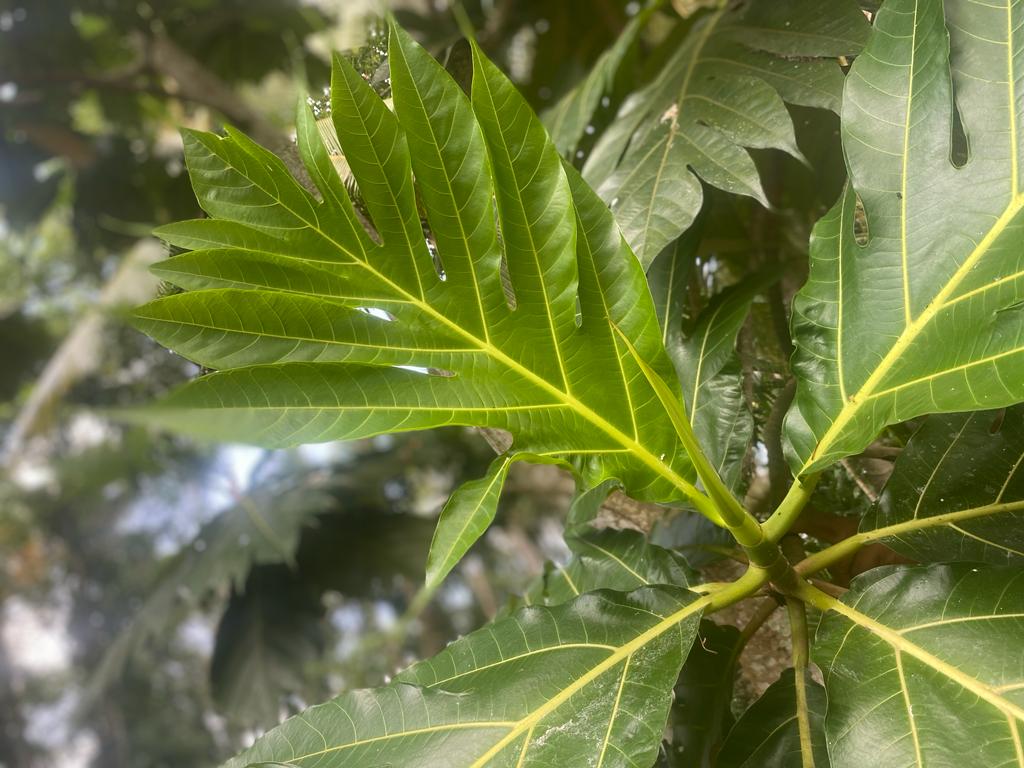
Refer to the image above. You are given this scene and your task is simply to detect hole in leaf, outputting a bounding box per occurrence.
[358,307,396,322]
[950,95,969,168]
[853,192,869,246]
[492,200,517,309]
[344,175,383,245]
[423,226,446,281]
[317,112,384,245]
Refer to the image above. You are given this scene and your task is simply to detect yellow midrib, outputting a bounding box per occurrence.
[207,129,707,504]
[389,37,492,344]
[792,664,816,768]
[467,594,709,767]
[824,595,1024,723]
[472,60,573,394]
[797,499,1024,576]
[259,593,704,765]
[803,192,1024,473]
[894,650,925,767]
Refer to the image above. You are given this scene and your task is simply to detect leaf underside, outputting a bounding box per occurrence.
[131,23,720,584]
[584,0,869,266]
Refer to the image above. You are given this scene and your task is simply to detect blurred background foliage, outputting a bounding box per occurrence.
[0,1,861,766]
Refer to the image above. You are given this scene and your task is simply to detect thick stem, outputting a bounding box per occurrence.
[702,566,772,613]
[795,533,870,577]
[762,472,821,542]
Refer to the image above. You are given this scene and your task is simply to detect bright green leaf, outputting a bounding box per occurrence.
[787,0,1024,474]
[132,23,710,524]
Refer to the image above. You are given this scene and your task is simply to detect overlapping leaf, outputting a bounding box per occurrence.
[210,566,326,728]
[661,620,740,767]
[717,669,828,768]
[222,585,704,768]
[518,528,694,609]
[812,565,1024,768]
[863,407,1024,564]
[584,0,869,265]
[542,0,661,158]
[130,24,715,585]
[649,231,755,492]
[787,0,1024,474]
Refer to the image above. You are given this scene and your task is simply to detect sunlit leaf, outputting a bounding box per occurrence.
[130,22,717,587]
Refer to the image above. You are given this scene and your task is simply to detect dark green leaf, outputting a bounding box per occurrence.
[210,566,326,728]
[585,3,867,264]
[717,668,829,768]
[662,620,740,767]
[649,234,756,492]
[863,408,1024,564]
[87,475,331,697]
[812,565,1024,768]
[520,529,694,609]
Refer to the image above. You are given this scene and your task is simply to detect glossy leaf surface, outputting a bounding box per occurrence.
[717,669,828,768]
[864,407,1024,564]
[661,620,740,767]
[813,565,1024,768]
[787,0,1024,473]
[223,586,704,768]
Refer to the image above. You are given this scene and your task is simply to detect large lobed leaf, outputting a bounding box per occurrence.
[812,565,1024,768]
[584,0,869,266]
[222,585,705,768]
[787,0,1024,474]
[131,23,719,584]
